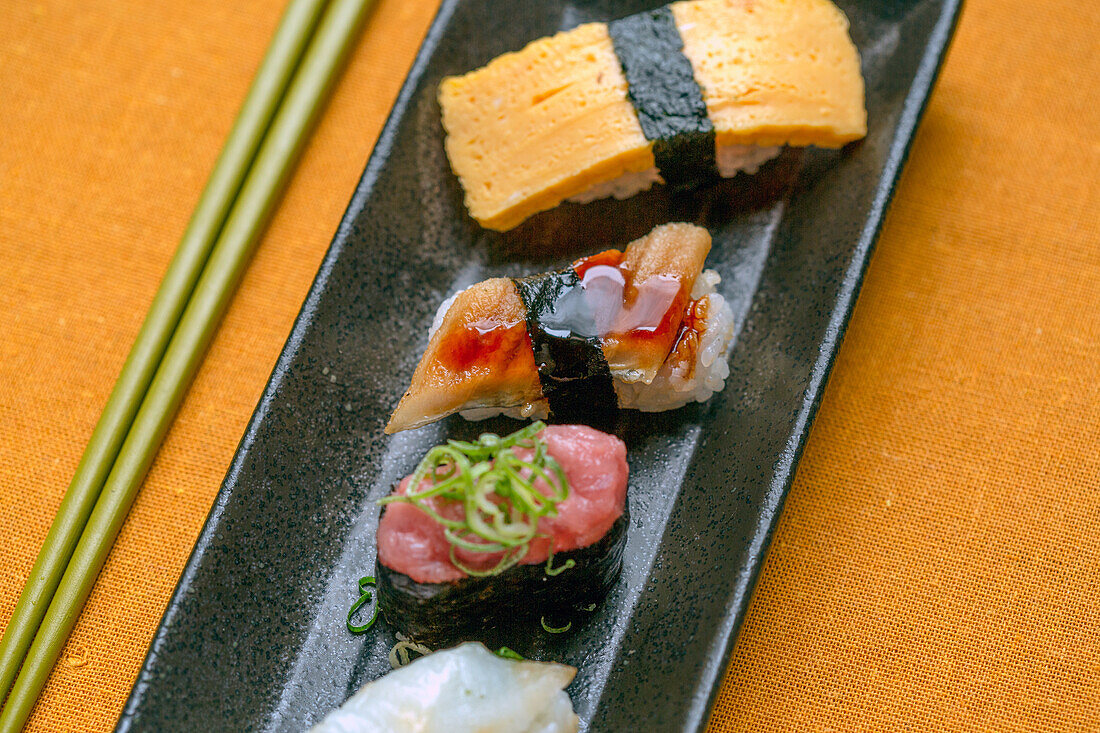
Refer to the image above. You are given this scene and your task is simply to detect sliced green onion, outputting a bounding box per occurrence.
[544,553,575,576]
[448,544,527,578]
[495,646,526,661]
[540,617,572,634]
[581,603,597,612]
[379,422,569,577]
[389,634,432,668]
[346,576,378,634]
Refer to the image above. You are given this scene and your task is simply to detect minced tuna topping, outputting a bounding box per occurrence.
[377,425,627,584]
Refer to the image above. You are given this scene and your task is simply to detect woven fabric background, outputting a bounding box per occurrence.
[0,0,1096,730]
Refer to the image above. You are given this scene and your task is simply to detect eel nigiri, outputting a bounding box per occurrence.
[387,223,733,434]
[310,643,578,733]
[376,423,628,642]
[440,0,867,230]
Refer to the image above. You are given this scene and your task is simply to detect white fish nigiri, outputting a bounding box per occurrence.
[310,643,578,733]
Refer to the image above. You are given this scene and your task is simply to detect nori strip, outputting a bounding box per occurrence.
[376,506,629,645]
[512,269,617,426]
[608,6,718,191]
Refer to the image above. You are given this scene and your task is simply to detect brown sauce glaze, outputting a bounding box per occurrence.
[436,317,534,375]
[665,296,709,378]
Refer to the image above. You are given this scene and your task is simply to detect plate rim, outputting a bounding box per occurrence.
[116,0,967,729]
[687,0,965,728]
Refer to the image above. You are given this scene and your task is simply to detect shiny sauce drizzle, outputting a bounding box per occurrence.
[665,296,708,378]
[434,248,700,379]
[571,250,689,346]
[436,316,534,375]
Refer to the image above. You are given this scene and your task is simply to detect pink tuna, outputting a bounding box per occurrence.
[377,425,628,583]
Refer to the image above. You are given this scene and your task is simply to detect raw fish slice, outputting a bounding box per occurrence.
[310,643,578,733]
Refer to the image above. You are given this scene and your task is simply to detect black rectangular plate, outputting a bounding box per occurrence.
[118,1,961,730]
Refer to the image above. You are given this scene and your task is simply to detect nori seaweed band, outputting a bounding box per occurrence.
[512,270,617,424]
[376,509,629,644]
[608,6,718,191]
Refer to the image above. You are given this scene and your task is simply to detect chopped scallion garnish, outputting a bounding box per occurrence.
[540,617,572,634]
[346,576,378,634]
[379,422,569,577]
[495,646,525,660]
[389,634,432,668]
[544,553,575,576]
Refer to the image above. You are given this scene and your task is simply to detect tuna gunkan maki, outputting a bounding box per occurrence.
[375,422,628,643]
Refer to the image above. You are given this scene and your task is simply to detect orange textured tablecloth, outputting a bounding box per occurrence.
[1,0,1097,730]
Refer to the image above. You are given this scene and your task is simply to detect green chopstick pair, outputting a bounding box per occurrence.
[0,0,374,728]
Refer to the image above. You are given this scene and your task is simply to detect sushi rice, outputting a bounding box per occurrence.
[567,144,781,204]
[615,269,734,412]
[428,269,735,422]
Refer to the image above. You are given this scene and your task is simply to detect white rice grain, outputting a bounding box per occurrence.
[567,144,781,205]
[615,270,735,412]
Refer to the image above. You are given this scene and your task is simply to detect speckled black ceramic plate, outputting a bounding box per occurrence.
[118,1,961,730]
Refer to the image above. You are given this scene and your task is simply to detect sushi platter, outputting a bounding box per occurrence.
[118,0,962,730]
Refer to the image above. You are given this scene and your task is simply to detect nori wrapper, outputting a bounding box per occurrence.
[608,6,718,191]
[376,506,629,644]
[512,269,617,427]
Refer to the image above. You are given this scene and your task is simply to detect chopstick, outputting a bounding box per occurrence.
[0,0,374,728]
[0,0,328,708]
